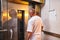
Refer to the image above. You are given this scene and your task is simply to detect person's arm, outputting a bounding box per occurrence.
[27,32,32,40]
[27,20,34,40]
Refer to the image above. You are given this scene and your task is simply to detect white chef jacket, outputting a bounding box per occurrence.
[27,16,43,40]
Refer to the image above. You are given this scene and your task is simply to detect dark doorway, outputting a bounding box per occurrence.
[17,10,24,40]
[0,0,3,40]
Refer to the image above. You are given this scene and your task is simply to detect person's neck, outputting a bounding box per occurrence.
[32,14,37,16]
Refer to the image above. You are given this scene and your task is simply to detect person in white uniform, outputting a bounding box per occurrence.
[27,8,43,40]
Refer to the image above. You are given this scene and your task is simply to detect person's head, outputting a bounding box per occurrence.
[29,8,35,17]
[9,9,17,18]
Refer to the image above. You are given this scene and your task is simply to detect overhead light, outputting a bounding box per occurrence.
[8,0,29,5]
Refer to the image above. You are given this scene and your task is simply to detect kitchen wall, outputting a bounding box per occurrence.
[41,0,60,40]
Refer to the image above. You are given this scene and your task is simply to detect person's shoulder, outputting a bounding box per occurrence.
[36,16,41,18]
[33,16,41,19]
[29,16,41,22]
[28,16,35,23]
